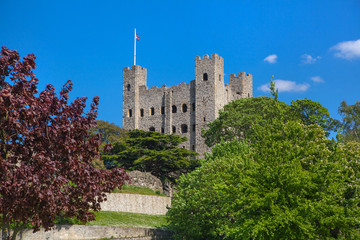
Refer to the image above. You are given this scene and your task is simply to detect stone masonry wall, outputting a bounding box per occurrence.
[4,225,172,240]
[126,170,163,193]
[100,193,171,215]
[123,54,253,157]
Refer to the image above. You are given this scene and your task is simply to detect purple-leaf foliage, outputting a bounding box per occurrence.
[0,47,129,240]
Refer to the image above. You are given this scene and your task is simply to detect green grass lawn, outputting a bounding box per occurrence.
[56,211,168,229]
[87,211,168,229]
[111,184,167,197]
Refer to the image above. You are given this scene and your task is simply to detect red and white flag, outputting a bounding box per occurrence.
[136,33,139,41]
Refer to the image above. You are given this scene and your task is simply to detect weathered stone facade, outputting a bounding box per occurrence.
[123,54,253,156]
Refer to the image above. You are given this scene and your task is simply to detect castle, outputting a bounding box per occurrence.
[122,53,253,156]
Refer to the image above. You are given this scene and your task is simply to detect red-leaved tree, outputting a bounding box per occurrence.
[0,47,128,240]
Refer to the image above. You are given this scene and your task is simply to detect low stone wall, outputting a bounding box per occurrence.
[5,225,172,240]
[101,193,171,215]
[127,171,163,193]
[126,171,174,197]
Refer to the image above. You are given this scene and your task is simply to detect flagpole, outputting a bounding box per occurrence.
[134,28,136,66]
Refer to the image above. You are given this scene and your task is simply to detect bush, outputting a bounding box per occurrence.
[167,121,360,239]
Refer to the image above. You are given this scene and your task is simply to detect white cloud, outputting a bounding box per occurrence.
[258,80,310,93]
[264,54,278,64]
[330,39,360,60]
[310,76,324,83]
[301,54,321,64]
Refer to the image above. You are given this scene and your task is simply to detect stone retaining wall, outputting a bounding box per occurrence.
[3,225,172,240]
[127,171,163,193]
[101,193,171,215]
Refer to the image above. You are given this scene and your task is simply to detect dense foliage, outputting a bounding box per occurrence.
[0,47,128,240]
[89,120,127,169]
[102,129,199,183]
[168,119,360,239]
[90,120,127,147]
[202,97,338,147]
[338,100,360,142]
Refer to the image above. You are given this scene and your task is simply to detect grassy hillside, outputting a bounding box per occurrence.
[111,185,167,197]
[55,211,168,229]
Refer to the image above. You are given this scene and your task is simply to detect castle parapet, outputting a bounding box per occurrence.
[123,65,147,73]
[195,53,222,61]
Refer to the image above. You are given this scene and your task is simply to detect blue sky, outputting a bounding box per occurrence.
[1,0,359,128]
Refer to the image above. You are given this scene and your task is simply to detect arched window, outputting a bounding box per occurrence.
[149,127,155,131]
[203,73,208,81]
[172,105,177,113]
[191,103,195,111]
[192,145,195,151]
[182,104,188,113]
[140,109,144,117]
[248,93,250,97]
[172,126,176,133]
[127,84,131,91]
[150,107,155,115]
[161,106,165,114]
[161,128,164,133]
[219,74,221,81]
[192,124,196,132]
[128,109,132,117]
[181,124,188,133]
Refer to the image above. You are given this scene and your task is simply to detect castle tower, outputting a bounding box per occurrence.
[194,54,225,154]
[229,72,253,100]
[122,65,147,130]
[122,54,253,157]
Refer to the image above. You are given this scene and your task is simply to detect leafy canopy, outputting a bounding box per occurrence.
[89,120,128,169]
[102,129,199,183]
[202,96,338,147]
[90,120,127,147]
[338,100,360,142]
[168,119,360,239]
[0,47,128,240]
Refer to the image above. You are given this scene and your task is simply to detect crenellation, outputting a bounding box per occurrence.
[123,54,253,157]
[211,53,220,59]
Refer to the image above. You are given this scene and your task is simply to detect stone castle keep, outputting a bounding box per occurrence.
[122,53,253,156]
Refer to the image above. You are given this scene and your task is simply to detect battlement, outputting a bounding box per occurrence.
[123,65,147,72]
[195,53,223,62]
[229,72,252,79]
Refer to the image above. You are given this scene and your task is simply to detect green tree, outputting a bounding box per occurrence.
[90,120,127,147]
[89,120,127,169]
[103,129,199,183]
[168,120,360,239]
[291,98,340,136]
[202,97,338,147]
[338,100,360,142]
[202,96,292,147]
